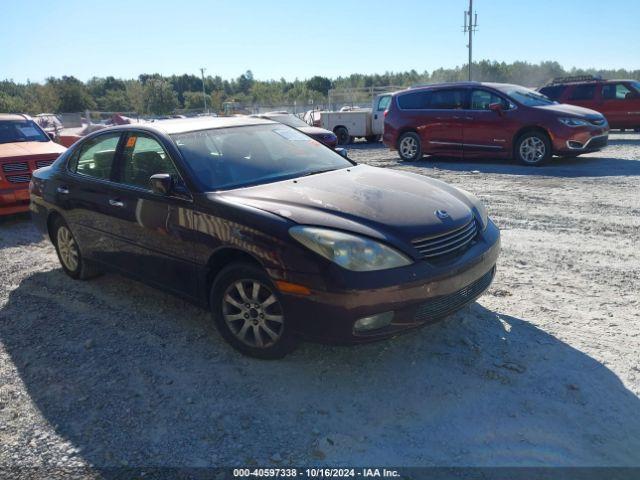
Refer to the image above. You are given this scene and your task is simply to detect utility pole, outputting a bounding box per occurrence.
[200,67,208,114]
[463,0,478,81]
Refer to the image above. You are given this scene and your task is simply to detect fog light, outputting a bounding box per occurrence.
[568,140,583,149]
[354,311,394,332]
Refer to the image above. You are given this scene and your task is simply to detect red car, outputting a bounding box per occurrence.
[0,114,66,216]
[383,82,609,165]
[539,76,640,130]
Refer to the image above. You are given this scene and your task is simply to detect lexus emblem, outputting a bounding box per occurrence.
[435,209,450,220]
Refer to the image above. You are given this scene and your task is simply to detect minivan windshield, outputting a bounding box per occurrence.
[0,119,50,144]
[172,124,352,190]
[498,86,556,107]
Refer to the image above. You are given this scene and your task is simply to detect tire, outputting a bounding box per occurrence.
[334,127,351,146]
[365,135,380,144]
[52,216,101,280]
[514,131,552,166]
[210,262,297,359]
[397,132,422,161]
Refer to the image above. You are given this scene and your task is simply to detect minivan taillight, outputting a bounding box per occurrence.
[383,110,389,117]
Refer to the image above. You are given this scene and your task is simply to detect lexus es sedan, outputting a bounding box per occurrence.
[30,117,500,358]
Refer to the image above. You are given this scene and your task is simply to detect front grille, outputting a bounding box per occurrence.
[412,219,478,260]
[413,268,495,323]
[2,162,29,173]
[6,174,31,183]
[36,159,55,169]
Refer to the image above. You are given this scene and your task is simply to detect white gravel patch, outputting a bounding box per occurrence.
[1,133,639,469]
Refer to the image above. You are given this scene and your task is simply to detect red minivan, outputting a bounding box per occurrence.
[383,82,609,165]
[539,76,640,131]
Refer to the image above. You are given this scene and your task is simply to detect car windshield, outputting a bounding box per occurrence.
[500,87,556,107]
[0,119,49,144]
[267,114,309,128]
[631,81,640,93]
[172,124,352,190]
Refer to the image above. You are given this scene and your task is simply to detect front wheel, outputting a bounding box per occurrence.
[210,262,297,359]
[397,132,422,161]
[514,132,552,166]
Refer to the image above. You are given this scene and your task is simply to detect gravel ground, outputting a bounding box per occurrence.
[1,132,639,472]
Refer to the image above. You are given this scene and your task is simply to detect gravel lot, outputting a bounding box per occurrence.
[1,133,639,472]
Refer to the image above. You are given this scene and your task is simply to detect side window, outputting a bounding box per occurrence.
[427,89,467,109]
[569,85,596,101]
[376,95,391,111]
[397,91,431,110]
[71,133,121,180]
[470,90,509,110]
[602,83,633,100]
[120,133,179,190]
[539,85,565,101]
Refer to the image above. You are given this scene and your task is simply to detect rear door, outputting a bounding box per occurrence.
[61,131,124,264]
[463,89,517,157]
[105,130,199,299]
[600,82,640,128]
[421,88,467,155]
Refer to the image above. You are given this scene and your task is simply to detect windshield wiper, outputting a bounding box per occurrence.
[299,168,338,177]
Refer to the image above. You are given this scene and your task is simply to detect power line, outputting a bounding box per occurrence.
[463,0,478,81]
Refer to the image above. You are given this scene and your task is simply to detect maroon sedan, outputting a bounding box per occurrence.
[384,82,609,165]
[252,112,338,149]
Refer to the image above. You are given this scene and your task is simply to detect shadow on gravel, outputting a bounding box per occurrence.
[1,270,640,467]
[400,155,640,178]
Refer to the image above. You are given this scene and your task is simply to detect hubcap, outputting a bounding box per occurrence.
[399,136,418,158]
[222,280,284,348]
[57,226,79,271]
[519,136,546,163]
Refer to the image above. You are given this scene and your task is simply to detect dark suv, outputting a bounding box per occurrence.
[539,76,640,130]
[383,82,609,165]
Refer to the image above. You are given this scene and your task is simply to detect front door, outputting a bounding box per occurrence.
[106,131,198,299]
[600,82,640,129]
[463,89,516,157]
[372,94,391,135]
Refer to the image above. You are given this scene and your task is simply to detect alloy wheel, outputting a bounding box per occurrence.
[519,136,546,163]
[399,136,418,159]
[222,279,284,348]
[57,226,79,272]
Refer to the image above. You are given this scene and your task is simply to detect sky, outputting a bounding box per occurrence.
[1,0,638,83]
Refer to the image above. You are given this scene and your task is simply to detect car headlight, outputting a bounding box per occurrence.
[558,117,590,127]
[456,188,489,231]
[289,226,412,271]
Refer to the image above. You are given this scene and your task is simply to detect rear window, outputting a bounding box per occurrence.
[397,91,430,110]
[539,86,565,101]
[569,84,596,101]
[428,89,467,109]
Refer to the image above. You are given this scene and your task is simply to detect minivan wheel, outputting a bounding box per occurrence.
[334,126,351,145]
[515,132,552,166]
[52,217,101,280]
[397,132,421,161]
[210,262,297,359]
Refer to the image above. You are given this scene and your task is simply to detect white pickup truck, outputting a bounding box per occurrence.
[320,93,392,145]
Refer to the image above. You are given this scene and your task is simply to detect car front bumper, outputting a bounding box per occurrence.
[277,220,501,343]
[553,125,609,154]
[0,186,30,216]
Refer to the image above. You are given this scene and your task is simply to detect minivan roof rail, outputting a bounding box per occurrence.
[547,75,603,85]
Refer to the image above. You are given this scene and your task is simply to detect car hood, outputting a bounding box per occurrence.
[215,165,474,244]
[535,103,604,119]
[0,141,66,159]
[298,126,335,137]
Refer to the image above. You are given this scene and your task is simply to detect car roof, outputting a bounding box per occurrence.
[402,82,525,93]
[106,116,276,135]
[0,113,31,121]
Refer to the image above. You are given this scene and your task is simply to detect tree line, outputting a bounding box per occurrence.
[1,60,639,116]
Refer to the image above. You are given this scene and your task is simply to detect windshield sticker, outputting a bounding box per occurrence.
[273,128,309,142]
[18,127,40,137]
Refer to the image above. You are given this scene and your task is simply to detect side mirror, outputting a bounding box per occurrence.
[149,173,173,195]
[489,102,504,115]
[335,147,349,159]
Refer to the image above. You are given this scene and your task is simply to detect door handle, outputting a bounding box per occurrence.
[57,186,69,195]
[374,114,378,119]
[108,199,125,208]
